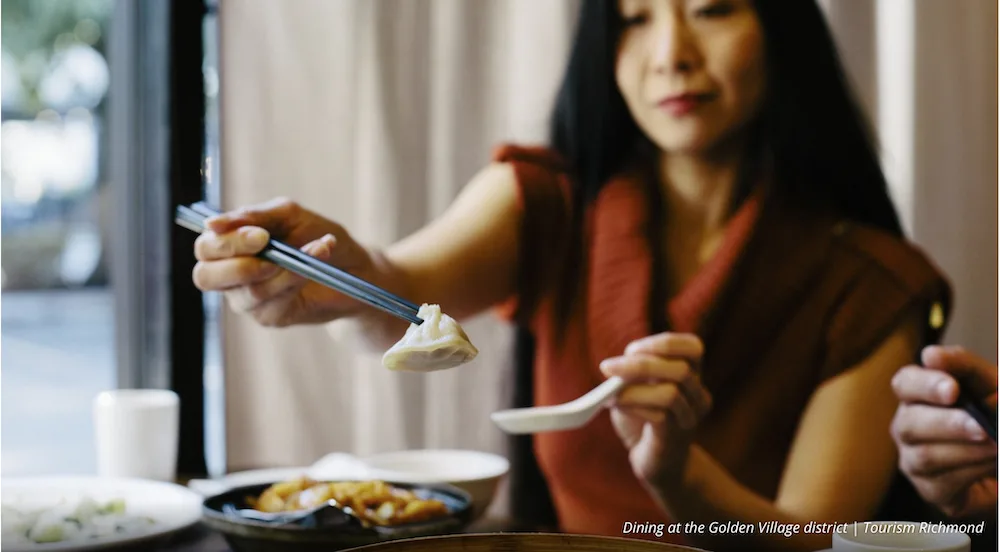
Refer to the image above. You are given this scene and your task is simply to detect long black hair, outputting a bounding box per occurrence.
[548,0,904,237]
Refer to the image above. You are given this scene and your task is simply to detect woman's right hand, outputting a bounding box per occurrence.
[192,197,380,327]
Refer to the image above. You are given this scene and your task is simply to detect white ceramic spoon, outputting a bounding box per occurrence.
[490,376,626,434]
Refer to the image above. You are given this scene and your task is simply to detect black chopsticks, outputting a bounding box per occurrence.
[175,202,423,326]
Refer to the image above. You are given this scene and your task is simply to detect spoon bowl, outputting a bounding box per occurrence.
[490,376,625,434]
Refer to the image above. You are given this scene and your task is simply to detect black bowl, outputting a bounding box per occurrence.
[201,481,473,552]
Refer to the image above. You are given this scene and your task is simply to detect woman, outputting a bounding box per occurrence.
[192,0,951,550]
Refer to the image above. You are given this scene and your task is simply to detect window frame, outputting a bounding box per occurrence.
[107,0,209,477]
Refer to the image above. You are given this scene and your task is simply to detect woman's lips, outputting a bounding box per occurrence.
[657,92,714,116]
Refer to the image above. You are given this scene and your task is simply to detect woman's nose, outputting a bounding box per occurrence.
[650,17,698,74]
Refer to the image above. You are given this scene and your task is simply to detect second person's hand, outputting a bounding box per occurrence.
[191,197,384,327]
[891,345,999,519]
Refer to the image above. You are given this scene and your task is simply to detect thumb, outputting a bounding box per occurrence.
[923,346,999,402]
[205,198,300,236]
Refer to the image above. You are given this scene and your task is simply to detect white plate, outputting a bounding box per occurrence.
[1,476,203,551]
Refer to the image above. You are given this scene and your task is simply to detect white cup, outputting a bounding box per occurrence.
[93,389,180,481]
[830,521,971,552]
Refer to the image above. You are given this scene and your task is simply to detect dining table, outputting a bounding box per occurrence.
[157,515,525,551]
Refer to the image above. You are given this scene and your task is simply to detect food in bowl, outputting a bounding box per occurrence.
[248,478,450,527]
[362,449,509,519]
[202,480,473,552]
[382,304,478,372]
[1,497,155,546]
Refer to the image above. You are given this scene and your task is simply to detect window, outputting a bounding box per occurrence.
[1,0,117,476]
[2,0,211,479]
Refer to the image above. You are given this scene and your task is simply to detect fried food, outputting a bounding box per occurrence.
[248,479,450,526]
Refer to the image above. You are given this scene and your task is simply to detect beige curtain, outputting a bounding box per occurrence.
[821,0,998,361]
[215,0,579,500]
[906,0,998,361]
[215,0,997,514]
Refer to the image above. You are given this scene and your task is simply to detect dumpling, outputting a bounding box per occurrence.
[382,304,479,372]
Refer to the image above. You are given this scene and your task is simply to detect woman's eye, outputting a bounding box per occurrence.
[693,2,734,18]
[621,13,650,27]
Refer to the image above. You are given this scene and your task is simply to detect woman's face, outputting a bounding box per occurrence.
[615,0,767,156]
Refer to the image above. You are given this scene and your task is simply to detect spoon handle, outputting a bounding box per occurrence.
[578,376,626,409]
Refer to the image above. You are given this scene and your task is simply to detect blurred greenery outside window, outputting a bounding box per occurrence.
[2,0,114,290]
[2,0,116,478]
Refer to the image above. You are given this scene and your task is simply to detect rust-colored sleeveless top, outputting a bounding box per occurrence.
[491,144,952,543]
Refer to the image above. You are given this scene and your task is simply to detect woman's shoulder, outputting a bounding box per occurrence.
[488,142,577,221]
[491,143,572,174]
[830,221,951,299]
[760,199,950,312]
[817,220,952,375]
[749,211,951,379]
[487,143,577,325]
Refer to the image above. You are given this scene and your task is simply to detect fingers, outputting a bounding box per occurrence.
[615,406,668,425]
[922,345,999,401]
[242,236,336,303]
[601,355,690,382]
[199,235,336,328]
[911,461,998,517]
[892,365,962,406]
[195,226,271,261]
[204,197,302,236]
[224,285,299,327]
[891,404,991,444]
[625,333,704,361]
[602,333,711,432]
[193,257,281,291]
[600,354,712,417]
[617,384,698,429]
[899,441,998,477]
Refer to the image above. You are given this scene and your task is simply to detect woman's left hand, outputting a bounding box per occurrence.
[599,332,713,491]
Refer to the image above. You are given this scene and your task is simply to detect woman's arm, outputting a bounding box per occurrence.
[654,319,921,551]
[350,162,524,349]
[194,162,524,350]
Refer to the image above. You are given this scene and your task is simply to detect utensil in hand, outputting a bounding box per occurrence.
[490,376,626,434]
[175,202,423,325]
